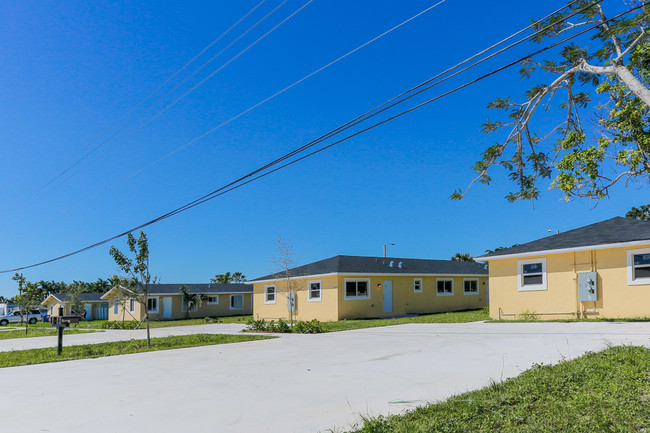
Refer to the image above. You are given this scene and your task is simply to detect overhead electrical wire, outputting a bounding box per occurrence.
[3,1,639,273]
[1,0,299,222]
[14,0,269,205]
[48,0,314,194]
[14,0,575,233]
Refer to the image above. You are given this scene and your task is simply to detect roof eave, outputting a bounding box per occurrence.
[475,238,650,261]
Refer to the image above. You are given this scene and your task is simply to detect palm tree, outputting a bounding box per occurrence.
[180,286,205,319]
[451,252,474,262]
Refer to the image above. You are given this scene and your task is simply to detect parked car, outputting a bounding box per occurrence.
[0,309,43,326]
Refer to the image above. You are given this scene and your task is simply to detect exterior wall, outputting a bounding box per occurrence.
[252,274,488,322]
[43,301,64,316]
[146,294,253,320]
[105,293,252,321]
[252,276,339,322]
[336,275,488,320]
[488,244,650,320]
[107,297,145,321]
[41,300,108,320]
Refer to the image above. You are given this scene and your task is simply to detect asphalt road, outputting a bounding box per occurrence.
[2,321,649,432]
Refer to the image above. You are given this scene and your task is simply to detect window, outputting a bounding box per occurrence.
[628,248,650,285]
[265,285,276,304]
[308,280,321,302]
[181,298,198,313]
[146,297,158,313]
[207,295,219,304]
[344,279,370,299]
[129,298,135,313]
[230,294,244,310]
[113,299,118,314]
[413,278,422,293]
[517,258,547,291]
[463,278,478,295]
[436,279,453,296]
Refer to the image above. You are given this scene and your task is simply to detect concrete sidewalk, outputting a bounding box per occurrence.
[2,321,650,433]
[0,323,250,351]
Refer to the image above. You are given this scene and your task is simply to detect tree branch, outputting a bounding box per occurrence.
[617,27,647,60]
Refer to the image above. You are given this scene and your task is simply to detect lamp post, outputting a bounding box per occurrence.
[383,242,395,258]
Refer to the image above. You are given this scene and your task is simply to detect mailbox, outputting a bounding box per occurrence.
[50,315,81,328]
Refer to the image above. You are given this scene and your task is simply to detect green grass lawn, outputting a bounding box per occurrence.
[0,333,272,368]
[489,316,650,323]
[351,345,650,433]
[0,326,97,340]
[46,315,254,330]
[319,309,489,332]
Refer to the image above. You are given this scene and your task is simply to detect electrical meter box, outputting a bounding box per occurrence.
[287,293,296,312]
[578,271,598,302]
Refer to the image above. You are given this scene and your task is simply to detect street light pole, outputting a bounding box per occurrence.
[383,242,395,257]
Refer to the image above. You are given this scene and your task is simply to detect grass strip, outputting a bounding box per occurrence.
[0,333,272,368]
[320,309,489,332]
[351,345,650,433]
[0,327,97,340]
[45,315,255,330]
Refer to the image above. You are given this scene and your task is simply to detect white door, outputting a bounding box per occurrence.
[84,304,92,320]
[383,280,393,313]
[163,297,172,319]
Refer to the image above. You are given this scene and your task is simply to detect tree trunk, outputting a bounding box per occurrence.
[614,65,650,106]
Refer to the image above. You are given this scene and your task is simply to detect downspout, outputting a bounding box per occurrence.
[573,252,582,318]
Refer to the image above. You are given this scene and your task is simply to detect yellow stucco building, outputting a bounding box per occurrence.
[248,255,488,322]
[101,283,252,321]
[476,217,650,320]
[41,293,109,320]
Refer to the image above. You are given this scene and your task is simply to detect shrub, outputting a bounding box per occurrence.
[245,318,268,332]
[294,319,323,334]
[203,317,219,323]
[272,319,291,333]
[101,320,141,329]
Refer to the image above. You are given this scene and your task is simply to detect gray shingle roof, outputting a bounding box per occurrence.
[145,283,252,295]
[50,293,105,302]
[249,255,488,281]
[478,217,650,259]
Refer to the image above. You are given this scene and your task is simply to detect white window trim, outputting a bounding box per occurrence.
[264,284,277,305]
[343,278,371,300]
[146,296,159,313]
[517,258,547,291]
[436,278,454,296]
[230,294,244,310]
[413,278,423,293]
[308,280,322,302]
[627,247,650,286]
[463,278,479,295]
[207,295,219,305]
[129,298,136,313]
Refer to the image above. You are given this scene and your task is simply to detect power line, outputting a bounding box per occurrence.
[11,0,269,207]
[1,0,295,224]
[9,0,451,235]
[49,0,313,195]
[2,1,640,273]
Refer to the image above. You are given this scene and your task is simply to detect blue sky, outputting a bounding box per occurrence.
[0,0,643,297]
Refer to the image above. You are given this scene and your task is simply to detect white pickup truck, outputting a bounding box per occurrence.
[0,309,43,326]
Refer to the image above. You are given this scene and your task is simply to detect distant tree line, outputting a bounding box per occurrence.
[2,278,111,305]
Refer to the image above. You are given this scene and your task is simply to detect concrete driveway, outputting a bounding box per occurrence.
[3,321,650,433]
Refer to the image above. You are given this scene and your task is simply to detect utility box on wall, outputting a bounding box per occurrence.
[578,271,598,302]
